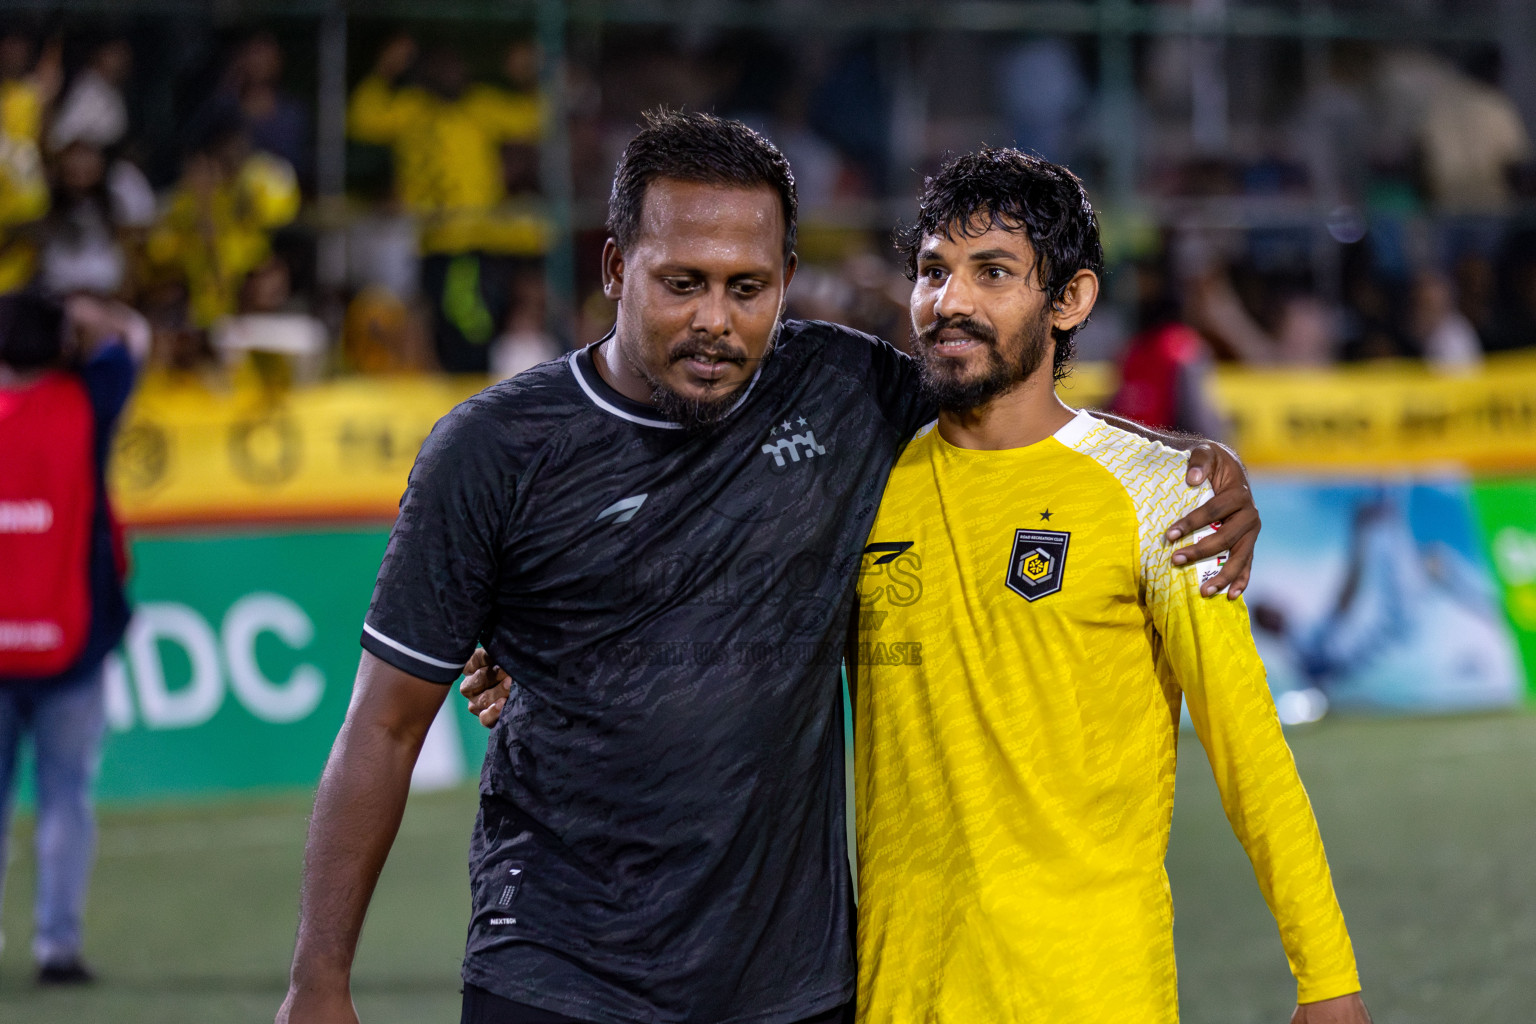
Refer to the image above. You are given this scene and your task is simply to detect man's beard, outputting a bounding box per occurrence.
[914,307,1052,413]
[631,320,781,435]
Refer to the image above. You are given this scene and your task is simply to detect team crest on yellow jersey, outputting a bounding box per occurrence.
[1006,529,1069,601]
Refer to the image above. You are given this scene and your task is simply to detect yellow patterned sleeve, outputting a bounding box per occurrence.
[347,75,419,143]
[469,87,543,142]
[1144,479,1361,1004]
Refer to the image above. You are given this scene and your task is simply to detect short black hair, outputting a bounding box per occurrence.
[0,292,65,371]
[899,148,1104,380]
[608,109,798,264]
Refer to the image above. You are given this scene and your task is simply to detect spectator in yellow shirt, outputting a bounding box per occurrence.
[349,35,545,372]
[146,119,300,329]
[0,29,59,293]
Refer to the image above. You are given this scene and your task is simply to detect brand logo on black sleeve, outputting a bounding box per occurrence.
[1006,529,1069,601]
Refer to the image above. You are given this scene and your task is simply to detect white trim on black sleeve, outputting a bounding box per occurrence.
[362,622,463,670]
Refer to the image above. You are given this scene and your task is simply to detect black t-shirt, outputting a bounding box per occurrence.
[361,320,931,1024]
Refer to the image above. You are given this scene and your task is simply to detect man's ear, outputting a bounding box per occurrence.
[1051,268,1100,334]
[774,253,800,323]
[601,238,624,300]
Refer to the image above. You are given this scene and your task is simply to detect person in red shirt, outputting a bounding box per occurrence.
[1109,260,1226,439]
[0,293,145,985]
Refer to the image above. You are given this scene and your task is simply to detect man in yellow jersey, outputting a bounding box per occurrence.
[852,149,1371,1024]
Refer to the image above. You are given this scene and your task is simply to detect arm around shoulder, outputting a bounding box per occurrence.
[1092,409,1258,597]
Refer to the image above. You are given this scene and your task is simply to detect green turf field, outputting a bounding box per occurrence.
[2,711,1534,1022]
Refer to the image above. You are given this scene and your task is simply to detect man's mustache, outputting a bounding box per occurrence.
[668,338,751,366]
[917,316,998,347]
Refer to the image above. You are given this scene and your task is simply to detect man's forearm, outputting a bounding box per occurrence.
[288,725,416,992]
[285,655,447,1004]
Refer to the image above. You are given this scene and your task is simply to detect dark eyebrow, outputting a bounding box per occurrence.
[966,248,1026,263]
[916,247,1027,265]
[653,263,773,280]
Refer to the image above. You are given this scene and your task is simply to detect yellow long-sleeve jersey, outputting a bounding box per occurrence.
[853,411,1359,1023]
[146,154,301,327]
[348,76,545,256]
[0,80,47,292]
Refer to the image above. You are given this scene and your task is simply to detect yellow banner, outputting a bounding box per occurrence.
[1211,353,1536,472]
[111,374,485,526]
[110,353,1536,525]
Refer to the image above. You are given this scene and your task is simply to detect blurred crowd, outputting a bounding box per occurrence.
[1,30,310,377]
[0,25,557,383]
[1,14,1535,393]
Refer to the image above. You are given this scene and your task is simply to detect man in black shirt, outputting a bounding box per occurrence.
[278,112,1257,1024]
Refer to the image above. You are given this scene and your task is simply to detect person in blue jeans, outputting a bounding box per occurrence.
[0,293,145,985]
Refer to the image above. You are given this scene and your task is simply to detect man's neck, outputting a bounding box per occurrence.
[595,333,660,406]
[935,369,1076,451]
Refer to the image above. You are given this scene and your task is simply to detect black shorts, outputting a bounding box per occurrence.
[460,983,854,1024]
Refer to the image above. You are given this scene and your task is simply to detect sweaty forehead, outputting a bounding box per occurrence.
[921,217,1037,262]
[634,179,785,265]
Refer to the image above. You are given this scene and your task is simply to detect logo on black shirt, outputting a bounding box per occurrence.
[595,493,648,524]
[760,414,826,467]
[863,541,913,565]
[1006,529,1069,601]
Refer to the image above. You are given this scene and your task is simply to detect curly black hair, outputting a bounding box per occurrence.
[898,148,1104,380]
[608,109,798,265]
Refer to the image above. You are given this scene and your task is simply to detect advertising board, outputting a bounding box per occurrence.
[95,528,486,801]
